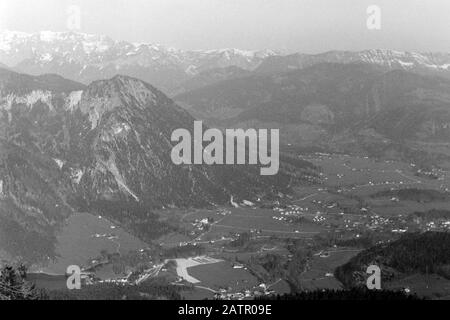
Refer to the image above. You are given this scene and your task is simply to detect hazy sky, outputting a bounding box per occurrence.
[0,0,449,53]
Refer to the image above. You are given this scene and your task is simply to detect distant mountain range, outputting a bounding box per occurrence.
[0,31,276,95]
[255,50,450,78]
[2,31,450,96]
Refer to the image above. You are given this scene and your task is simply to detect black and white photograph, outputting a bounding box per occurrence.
[0,0,449,307]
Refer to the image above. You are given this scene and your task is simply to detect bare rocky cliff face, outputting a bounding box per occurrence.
[70,75,289,208]
[0,69,85,262]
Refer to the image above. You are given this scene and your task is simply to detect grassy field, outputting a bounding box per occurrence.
[30,212,147,275]
[27,273,68,291]
[188,260,259,291]
[297,249,362,291]
[385,274,450,299]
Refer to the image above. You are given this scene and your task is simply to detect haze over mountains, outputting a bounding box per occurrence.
[176,63,450,145]
[256,50,450,77]
[0,31,276,95]
[2,31,450,96]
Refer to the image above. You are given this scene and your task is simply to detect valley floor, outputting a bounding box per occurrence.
[29,152,450,300]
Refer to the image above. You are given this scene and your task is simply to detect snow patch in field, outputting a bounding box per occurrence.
[230,196,240,208]
[174,256,223,284]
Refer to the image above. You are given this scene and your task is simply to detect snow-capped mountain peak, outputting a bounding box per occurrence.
[0,30,274,69]
[0,30,276,93]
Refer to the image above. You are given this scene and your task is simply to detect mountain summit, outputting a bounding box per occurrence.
[0,68,306,262]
